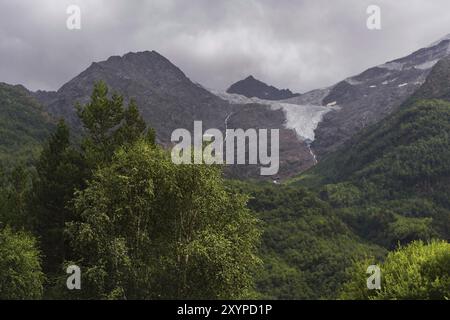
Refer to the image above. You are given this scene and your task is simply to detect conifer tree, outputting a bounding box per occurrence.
[32,120,86,273]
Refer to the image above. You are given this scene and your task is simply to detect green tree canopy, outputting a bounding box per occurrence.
[0,165,30,230]
[340,240,450,300]
[66,141,261,299]
[0,227,44,299]
[31,120,86,273]
[77,81,149,167]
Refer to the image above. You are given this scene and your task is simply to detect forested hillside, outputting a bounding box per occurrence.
[1,82,262,300]
[291,62,450,250]
[260,58,450,298]
[0,83,53,168]
[228,181,386,299]
[296,101,450,245]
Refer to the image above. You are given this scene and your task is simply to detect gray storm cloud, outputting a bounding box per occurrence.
[1,0,450,92]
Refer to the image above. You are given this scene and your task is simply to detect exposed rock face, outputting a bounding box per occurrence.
[226,75,300,100]
[30,35,450,180]
[33,51,232,142]
[223,103,316,179]
[214,91,330,179]
[409,55,450,101]
[33,51,311,180]
[291,39,450,158]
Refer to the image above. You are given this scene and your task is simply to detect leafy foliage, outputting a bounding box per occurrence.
[0,165,32,230]
[77,81,151,167]
[294,99,450,248]
[1,77,448,300]
[228,181,386,299]
[341,240,450,300]
[30,120,87,273]
[0,83,53,168]
[66,141,261,299]
[0,227,44,299]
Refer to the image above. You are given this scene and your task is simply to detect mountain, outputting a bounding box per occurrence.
[226,75,300,100]
[292,56,450,247]
[216,36,450,177]
[30,35,450,180]
[0,83,54,167]
[33,51,232,143]
[284,38,450,159]
[408,55,450,101]
[256,44,450,298]
[33,51,316,180]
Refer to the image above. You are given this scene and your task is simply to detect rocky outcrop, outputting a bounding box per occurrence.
[284,39,450,158]
[33,51,232,142]
[227,75,300,100]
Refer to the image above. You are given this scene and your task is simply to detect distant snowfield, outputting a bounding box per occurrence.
[213,91,337,141]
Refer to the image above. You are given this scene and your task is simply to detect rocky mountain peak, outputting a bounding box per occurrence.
[298,34,450,158]
[226,75,300,100]
[33,50,231,143]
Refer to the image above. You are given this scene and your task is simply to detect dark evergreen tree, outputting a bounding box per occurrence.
[77,81,149,167]
[32,120,86,273]
[0,165,30,230]
[115,99,147,147]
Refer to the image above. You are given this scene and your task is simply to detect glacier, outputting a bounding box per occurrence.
[213,91,336,141]
[271,102,334,141]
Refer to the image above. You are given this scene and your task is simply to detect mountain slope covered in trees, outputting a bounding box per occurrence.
[228,181,386,299]
[291,58,450,250]
[241,55,450,299]
[0,83,53,167]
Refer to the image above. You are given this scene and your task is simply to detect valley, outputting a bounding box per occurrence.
[0,30,449,301]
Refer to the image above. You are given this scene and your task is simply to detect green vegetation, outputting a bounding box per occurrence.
[0,80,448,300]
[0,83,53,168]
[341,240,449,300]
[229,181,385,299]
[66,141,260,299]
[0,227,44,299]
[30,120,86,273]
[292,99,450,251]
[0,82,261,299]
[0,165,31,230]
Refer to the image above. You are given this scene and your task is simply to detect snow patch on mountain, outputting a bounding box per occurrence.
[414,59,439,70]
[345,78,363,86]
[214,91,336,141]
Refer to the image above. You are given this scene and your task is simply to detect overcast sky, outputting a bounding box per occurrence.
[1,0,450,92]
